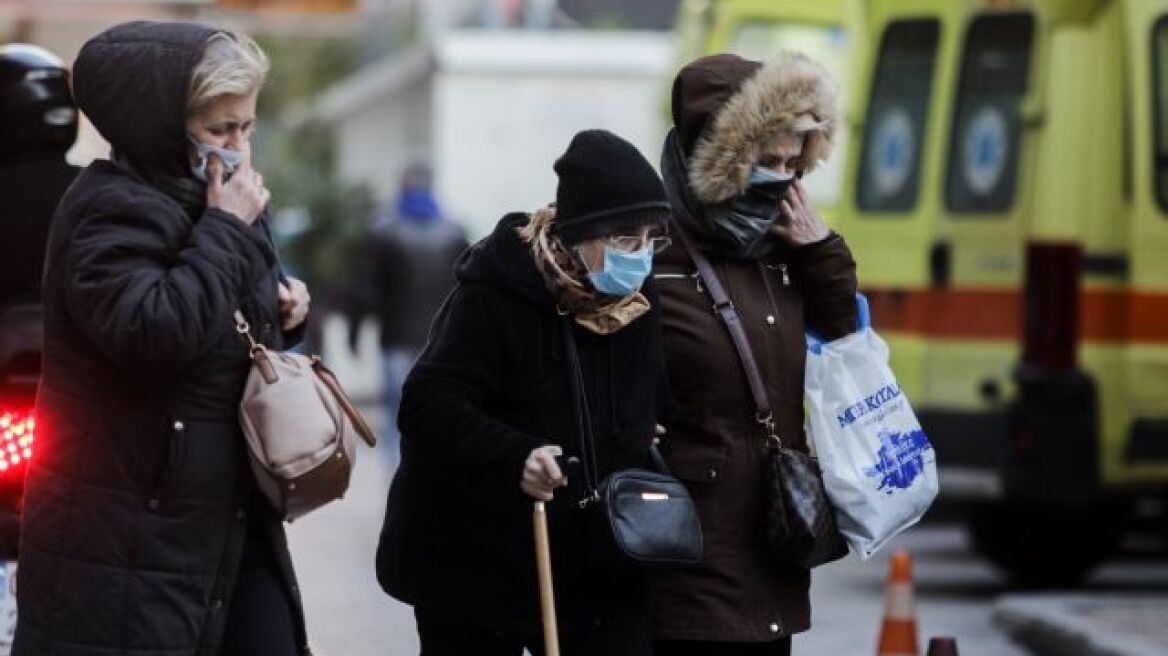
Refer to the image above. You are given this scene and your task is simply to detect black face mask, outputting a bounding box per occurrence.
[707,167,796,260]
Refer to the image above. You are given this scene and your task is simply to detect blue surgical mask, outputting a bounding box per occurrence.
[587,244,653,298]
[753,166,795,183]
[190,138,244,183]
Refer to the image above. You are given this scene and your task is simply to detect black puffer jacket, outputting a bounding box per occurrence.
[14,22,308,656]
[377,213,665,634]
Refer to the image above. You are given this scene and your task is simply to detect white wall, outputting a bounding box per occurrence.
[431,30,675,239]
[433,71,671,239]
[318,30,676,237]
[333,80,432,203]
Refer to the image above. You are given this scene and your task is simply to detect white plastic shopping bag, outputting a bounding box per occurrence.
[805,295,938,559]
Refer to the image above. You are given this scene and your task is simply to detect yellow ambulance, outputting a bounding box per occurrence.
[680,0,1168,585]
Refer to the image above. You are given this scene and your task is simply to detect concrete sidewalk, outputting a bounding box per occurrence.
[285,405,418,656]
[994,595,1168,656]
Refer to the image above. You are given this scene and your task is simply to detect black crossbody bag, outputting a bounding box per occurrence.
[560,318,703,572]
[670,217,848,569]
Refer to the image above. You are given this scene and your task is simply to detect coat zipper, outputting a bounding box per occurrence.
[150,419,185,509]
[757,263,787,452]
[653,271,704,293]
[758,263,785,321]
[764,262,791,286]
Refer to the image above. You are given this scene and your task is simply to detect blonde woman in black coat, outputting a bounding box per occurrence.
[16,22,311,656]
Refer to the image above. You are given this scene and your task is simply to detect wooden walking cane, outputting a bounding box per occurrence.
[533,501,561,656]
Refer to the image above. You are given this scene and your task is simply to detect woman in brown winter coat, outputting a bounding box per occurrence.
[650,52,859,656]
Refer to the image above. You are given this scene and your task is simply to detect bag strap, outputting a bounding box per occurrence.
[560,318,601,502]
[233,310,259,349]
[669,217,778,439]
[561,317,677,495]
[234,310,279,384]
[311,356,378,448]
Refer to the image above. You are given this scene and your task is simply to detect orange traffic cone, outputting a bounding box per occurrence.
[876,551,919,656]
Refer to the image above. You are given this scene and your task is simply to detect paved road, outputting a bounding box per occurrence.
[805,527,1030,655]
[286,406,1168,655]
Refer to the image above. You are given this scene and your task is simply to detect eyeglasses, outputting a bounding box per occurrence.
[605,235,672,254]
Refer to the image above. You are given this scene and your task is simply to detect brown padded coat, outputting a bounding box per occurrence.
[650,53,858,643]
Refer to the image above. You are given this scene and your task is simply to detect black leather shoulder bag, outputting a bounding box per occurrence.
[560,318,703,572]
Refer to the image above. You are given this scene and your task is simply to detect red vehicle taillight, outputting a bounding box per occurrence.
[0,409,34,473]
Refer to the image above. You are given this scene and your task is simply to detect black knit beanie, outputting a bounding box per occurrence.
[551,129,671,246]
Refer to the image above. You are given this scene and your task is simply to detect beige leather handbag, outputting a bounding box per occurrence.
[234,310,377,521]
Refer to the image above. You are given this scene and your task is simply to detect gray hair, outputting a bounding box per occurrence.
[186,31,269,117]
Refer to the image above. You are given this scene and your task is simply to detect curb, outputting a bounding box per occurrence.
[993,595,1168,656]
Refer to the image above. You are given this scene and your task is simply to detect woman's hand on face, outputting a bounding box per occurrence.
[278,278,310,331]
[521,445,567,501]
[206,154,269,225]
[772,180,830,246]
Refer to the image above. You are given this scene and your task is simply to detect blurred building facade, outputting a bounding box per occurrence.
[1,0,681,227]
[0,0,374,163]
[304,0,680,239]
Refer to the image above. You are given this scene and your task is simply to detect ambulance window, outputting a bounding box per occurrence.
[945,14,1035,214]
[1153,17,1168,211]
[857,19,941,212]
[729,22,849,208]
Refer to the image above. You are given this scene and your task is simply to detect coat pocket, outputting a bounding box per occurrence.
[664,441,728,542]
[666,442,727,484]
[148,418,186,507]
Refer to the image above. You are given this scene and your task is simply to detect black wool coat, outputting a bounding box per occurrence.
[377,213,666,634]
[14,21,309,656]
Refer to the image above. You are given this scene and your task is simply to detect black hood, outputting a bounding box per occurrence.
[661,128,712,239]
[455,213,554,311]
[73,21,218,179]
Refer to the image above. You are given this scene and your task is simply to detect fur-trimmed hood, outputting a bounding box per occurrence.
[673,51,839,205]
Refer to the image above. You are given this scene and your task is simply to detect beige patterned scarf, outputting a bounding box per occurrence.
[517,207,649,335]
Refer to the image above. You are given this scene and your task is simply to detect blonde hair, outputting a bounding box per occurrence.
[517,206,586,290]
[187,31,269,117]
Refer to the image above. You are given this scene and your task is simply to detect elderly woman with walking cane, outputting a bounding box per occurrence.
[376,129,677,656]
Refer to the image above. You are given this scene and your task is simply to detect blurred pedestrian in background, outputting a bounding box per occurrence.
[15,22,311,656]
[650,52,859,656]
[348,163,467,465]
[0,44,79,310]
[376,129,671,656]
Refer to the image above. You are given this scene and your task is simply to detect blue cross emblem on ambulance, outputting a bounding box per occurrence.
[871,107,914,198]
[964,105,1008,195]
